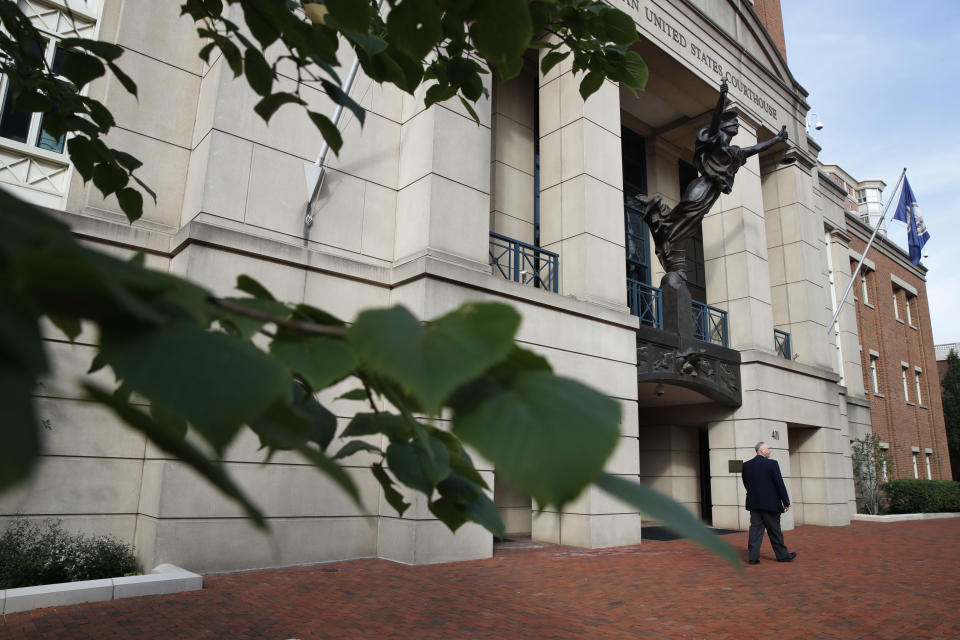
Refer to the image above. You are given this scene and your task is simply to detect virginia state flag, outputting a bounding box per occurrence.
[892,177,929,265]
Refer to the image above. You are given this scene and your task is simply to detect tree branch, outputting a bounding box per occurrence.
[209,296,347,337]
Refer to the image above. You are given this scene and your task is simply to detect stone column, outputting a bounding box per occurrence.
[708,418,792,530]
[537,53,627,310]
[761,153,835,369]
[490,70,536,245]
[701,109,774,352]
[393,82,493,270]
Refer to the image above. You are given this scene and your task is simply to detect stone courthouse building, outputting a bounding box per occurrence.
[3,0,910,572]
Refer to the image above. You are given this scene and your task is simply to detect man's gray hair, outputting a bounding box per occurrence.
[755,441,767,453]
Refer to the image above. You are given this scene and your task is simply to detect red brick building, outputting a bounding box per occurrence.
[846,213,952,481]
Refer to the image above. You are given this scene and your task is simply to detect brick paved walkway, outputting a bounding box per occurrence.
[2,519,958,639]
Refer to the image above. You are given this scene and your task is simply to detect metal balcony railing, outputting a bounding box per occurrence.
[627,279,662,329]
[489,232,558,292]
[692,300,728,347]
[774,329,792,360]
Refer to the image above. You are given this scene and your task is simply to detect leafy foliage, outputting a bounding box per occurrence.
[0,0,735,565]
[882,479,960,514]
[942,350,960,469]
[851,433,891,515]
[0,3,154,221]
[0,518,139,589]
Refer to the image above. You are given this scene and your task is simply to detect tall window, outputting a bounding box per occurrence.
[622,127,649,285]
[912,452,919,479]
[880,443,889,482]
[901,365,909,401]
[925,452,932,480]
[860,270,870,304]
[869,355,879,393]
[856,189,867,204]
[915,369,923,405]
[0,1,99,208]
[892,290,901,321]
[0,38,69,153]
[905,295,913,325]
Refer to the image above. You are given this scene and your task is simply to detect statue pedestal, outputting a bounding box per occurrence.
[660,272,693,340]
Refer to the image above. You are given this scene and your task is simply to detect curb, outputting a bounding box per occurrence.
[1,563,202,615]
[851,512,960,523]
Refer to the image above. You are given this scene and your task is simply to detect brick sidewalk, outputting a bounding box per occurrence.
[2,519,958,639]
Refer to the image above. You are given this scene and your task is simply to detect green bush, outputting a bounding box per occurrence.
[882,479,960,514]
[0,518,139,589]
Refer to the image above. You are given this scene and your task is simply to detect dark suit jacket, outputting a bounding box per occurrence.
[742,455,790,513]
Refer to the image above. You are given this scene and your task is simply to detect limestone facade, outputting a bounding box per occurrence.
[1,0,880,571]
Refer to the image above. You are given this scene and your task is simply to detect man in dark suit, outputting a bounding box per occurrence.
[741,441,797,565]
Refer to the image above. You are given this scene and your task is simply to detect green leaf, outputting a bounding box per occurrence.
[0,284,46,373]
[85,100,116,131]
[387,0,442,59]
[451,372,620,509]
[249,396,311,450]
[270,336,357,391]
[459,96,480,124]
[240,3,280,48]
[596,473,741,569]
[254,91,305,122]
[342,412,413,443]
[92,162,127,196]
[323,0,371,32]
[98,322,290,452]
[47,314,81,342]
[467,0,532,66]
[111,150,142,171]
[150,404,189,440]
[621,49,648,90]
[235,274,276,300]
[373,462,409,516]
[386,436,450,495]
[297,390,337,450]
[243,47,274,96]
[345,30,387,57]
[598,8,638,45]
[60,37,124,61]
[107,61,138,97]
[424,83,457,109]
[319,79,365,126]
[337,388,368,401]
[85,383,266,527]
[347,303,520,414]
[0,364,40,490]
[540,50,570,77]
[116,187,143,219]
[216,296,286,340]
[59,51,106,87]
[578,69,605,101]
[307,110,343,155]
[332,440,383,460]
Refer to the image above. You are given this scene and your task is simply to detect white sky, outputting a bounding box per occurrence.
[781,0,960,343]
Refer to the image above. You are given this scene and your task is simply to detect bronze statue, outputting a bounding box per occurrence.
[634,80,788,282]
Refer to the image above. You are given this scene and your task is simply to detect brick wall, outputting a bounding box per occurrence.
[752,0,787,61]
[849,234,952,481]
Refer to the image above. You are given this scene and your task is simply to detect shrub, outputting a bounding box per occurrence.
[0,518,139,589]
[882,480,960,514]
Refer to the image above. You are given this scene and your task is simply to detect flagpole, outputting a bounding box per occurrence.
[827,167,907,335]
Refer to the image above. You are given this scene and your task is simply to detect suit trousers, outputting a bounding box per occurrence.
[747,509,790,561]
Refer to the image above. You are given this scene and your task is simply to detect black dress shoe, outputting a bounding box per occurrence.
[777,552,798,562]
[748,560,760,565]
